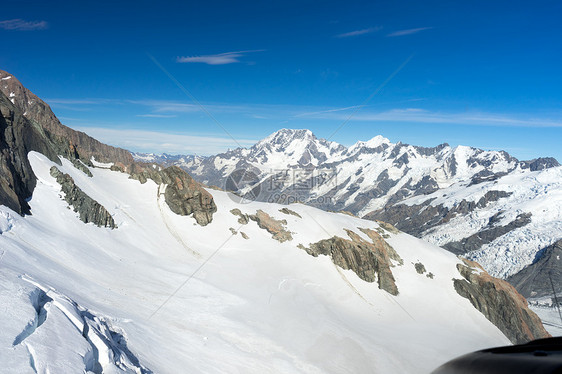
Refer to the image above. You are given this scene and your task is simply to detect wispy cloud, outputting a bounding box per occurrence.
[0,19,48,31]
[46,98,116,105]
[336,27,381,38]
[128,99,227,113]
[176,50,265,65]
[136,114,177,118]
[303,107,562,128]
[74,127,257,155]
[387,27,432,37]
[50,96,562,129]
[294,105,362,117]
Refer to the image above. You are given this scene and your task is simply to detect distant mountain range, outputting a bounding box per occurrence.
[133,129,562,300]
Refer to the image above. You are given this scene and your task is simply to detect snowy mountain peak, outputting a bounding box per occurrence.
[349,135,392,154]
[248,128,346,168]
[256,129,321,150]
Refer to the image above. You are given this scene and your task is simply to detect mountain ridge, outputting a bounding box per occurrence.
[135,128,562,299]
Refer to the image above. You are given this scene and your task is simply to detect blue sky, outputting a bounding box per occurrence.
[1,0,561,160]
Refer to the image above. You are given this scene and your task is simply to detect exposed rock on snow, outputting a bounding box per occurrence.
[249,209,293,242]
[365,190,514,239]
[415,262,427,274]
[443,212,532,255]
[302,229,401,295]
[279,207,302,218]
[129,163,217,226]
[230,208,249,224]
[453,258,550,344]
[50,166,116,228]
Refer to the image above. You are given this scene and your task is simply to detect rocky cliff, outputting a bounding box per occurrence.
[453,258,551,344]
[50,166,116,228]
[300,228,402,295]
[0,70,217,226]
[0,91,53,215]
[507,240,562,299]
[0,70,133,166]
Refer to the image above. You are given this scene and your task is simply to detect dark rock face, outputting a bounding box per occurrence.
[414,262,426,274]
[0,70,130,215]
[365,190,514,238]
[230,208,249,225]
[520,157,561,171]
[507,240,562,299]
[0,92,57,214]
[279,207,302,218]
[453,258,550,344]
[50,167,116,228]
[160,167,216,226]
[444,213,532,255]
[0,70,133,166]
[0,70,217,227]
[301,229,401,295]
[249,210,293,242]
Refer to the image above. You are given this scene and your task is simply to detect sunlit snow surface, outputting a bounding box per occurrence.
[0,152,510,373]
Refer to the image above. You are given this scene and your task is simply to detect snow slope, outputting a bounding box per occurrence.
[0,152,511,373]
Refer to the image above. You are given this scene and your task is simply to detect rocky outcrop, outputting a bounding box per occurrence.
[0,91,57,214]
[279,207,302,218]
[414,262,426,274]
[127,162,216,226]
[444,213,532,255]
[519,157,560,171]
[230,208,249,224]
[358,227,403,265]
[50,167,116,228]
[365,190,513,238]
[507,240,562,299]
[159,167,216,226]
[453,258,550,344]
[301,229,400,295]
[249,210,293,242]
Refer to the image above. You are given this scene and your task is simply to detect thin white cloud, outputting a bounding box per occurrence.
[336,27,381,38]
[0,19,48,31]
[387,27,432,37]
[46,98,116,105]
[176,50,265,65]
[305,107,562,128]
[136,114,177,118]
[128,100,227,113]
[51,97,562,129]
[74,127,257,155]
[295,105,362,117]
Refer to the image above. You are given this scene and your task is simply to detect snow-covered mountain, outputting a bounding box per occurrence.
[1,150,537,373]
[0,70,552,372]
[142,129,562,293]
